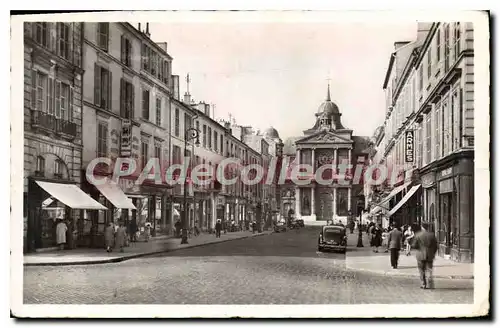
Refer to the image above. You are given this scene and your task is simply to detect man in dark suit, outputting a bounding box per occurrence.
[387,225,403,269]
[412,223,438,289]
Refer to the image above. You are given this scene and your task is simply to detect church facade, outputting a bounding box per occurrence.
[281,85,371,225]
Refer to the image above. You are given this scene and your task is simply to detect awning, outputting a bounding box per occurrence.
[387,185,422,218]
[370,180,412,213]
[35,181,107,210]
[93,181,136,210]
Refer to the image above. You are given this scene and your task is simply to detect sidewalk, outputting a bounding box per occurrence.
[344,230,474,280]
[23,230,273,267]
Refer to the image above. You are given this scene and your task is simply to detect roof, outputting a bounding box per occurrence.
[264,126,280,139]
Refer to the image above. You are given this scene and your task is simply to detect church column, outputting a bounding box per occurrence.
[295,187,301,218]
[348,148,352,164]
[311,148,316,171]
[334,148,338,175]
[311,186,315,216]
[333,187,337,217]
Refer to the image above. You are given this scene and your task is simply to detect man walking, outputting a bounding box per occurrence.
[412,223,438,289]
[387,224,403,269]
[215,219,222,238]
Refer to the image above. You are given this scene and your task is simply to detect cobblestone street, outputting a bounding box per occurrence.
[23,227,473,304]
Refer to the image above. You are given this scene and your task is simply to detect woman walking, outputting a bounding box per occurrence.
[55,218,67,250]
[104,222,115,252]
[404,225,415,255]
[371,223,383,253]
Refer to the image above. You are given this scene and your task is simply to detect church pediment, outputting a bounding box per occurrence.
[295,130,353,144]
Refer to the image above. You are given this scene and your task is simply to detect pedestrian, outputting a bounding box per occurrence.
[215,219,222,238]
[174,220,181,238]
[252,221,257,234]
[115,222,127,252]
[381,228,389,252]
[387,224,403,269]
[404,225,415,256]
[412,223,438,289]
[371,223,383,252]
[368,222,375,245]
[104,222,115,252]
[144,222,151,242]
[55,218,67,250]
[129,219,138,242]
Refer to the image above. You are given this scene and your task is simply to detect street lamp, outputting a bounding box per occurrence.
[181,127,200,244]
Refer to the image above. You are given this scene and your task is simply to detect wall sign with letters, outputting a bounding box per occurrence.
[405,130,414,163]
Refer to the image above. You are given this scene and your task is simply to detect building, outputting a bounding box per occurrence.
[23,22,97,252]
[280,84,366,226]
[373,22,474,262]
[81,22,173,246]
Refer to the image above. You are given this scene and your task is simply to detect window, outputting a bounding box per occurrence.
[184,113,192,131]
[435,102,442,160]
[142,44,149,70]
[444,23,450,71]
[120,36,132,67]
[141,141,149,169]
[220,135,224,154]
[214,131,218,152]
[57,83,70,120]
[155,144,161,160]
[97,122,108,158]
[427,49,432,79]
[34,22,49,47]
[174,108,180,137]
[442,100,451,155]
[56,23,70,60]
[36,156,45,174]
[97,23,109,52]
[142,89,150,120]
[418,66,423,93]
[454,23,461,60]
[436,27,441,62]
[156,98,162,126]
[120,79,134,119]
[208,127,212,149]
[94,64,112,110]
[54,159,63,177]
[425,113,431,165]
[202,125,207,147]
[452,89,461,150]
[173,145,181,164]
[31,71,47,112]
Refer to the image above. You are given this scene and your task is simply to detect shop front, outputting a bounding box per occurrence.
[421,170,438,234]
[26,178,107,252]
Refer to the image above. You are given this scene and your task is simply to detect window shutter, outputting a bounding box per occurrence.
[69,86,74,122]
[31,70,37,110]
[55,80,61,118]
[108,70,112,110]
[131,84,135,119]
[50,23,57,53]
[47,77,54,114]
[120,35,125,64]
[94,64,101,106]
[120,78,125,117]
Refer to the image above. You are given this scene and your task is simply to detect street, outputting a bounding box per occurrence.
[23,227,473,304]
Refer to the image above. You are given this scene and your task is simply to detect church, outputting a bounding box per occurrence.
[280,84,373,226]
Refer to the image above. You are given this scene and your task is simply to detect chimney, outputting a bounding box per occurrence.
[204,104,211,117]
[138,23,141,32]
[183,92,191,104]
[145,23,150,37]
[416,22,432,45]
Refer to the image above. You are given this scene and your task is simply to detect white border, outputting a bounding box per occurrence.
[10,9,490,318]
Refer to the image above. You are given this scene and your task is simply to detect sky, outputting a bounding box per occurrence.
[149,20,417,140]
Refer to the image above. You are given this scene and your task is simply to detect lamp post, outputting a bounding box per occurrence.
[181,127,200,244]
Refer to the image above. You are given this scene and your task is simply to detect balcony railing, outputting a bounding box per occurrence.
[30,110,77,140]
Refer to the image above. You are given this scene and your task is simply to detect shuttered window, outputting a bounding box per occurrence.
[97,122,108,158]
[97,23,109,52]
[142,89,150,120]
[94,64,112,110]
[120,79,134,119]
[57,22,70,60]
[120,35,132,67]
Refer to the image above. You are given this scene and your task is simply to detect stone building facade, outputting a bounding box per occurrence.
[23,22,85,251]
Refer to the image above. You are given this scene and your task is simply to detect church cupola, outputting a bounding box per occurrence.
[316,82,345,130]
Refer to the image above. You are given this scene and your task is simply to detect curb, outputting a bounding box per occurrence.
[24,232,272,267]
[344,264,474,280]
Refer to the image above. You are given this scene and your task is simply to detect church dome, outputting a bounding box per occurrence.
[264,126,280,139]
[317,83,340,116]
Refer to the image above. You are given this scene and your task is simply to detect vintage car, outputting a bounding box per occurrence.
[317,224,347,253]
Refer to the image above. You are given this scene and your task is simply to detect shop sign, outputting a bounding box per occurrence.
[440,167,453,178]
[439,178,453,194]
[120,119,132,157]
[405,130,414,163]
[421,172,436,188]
